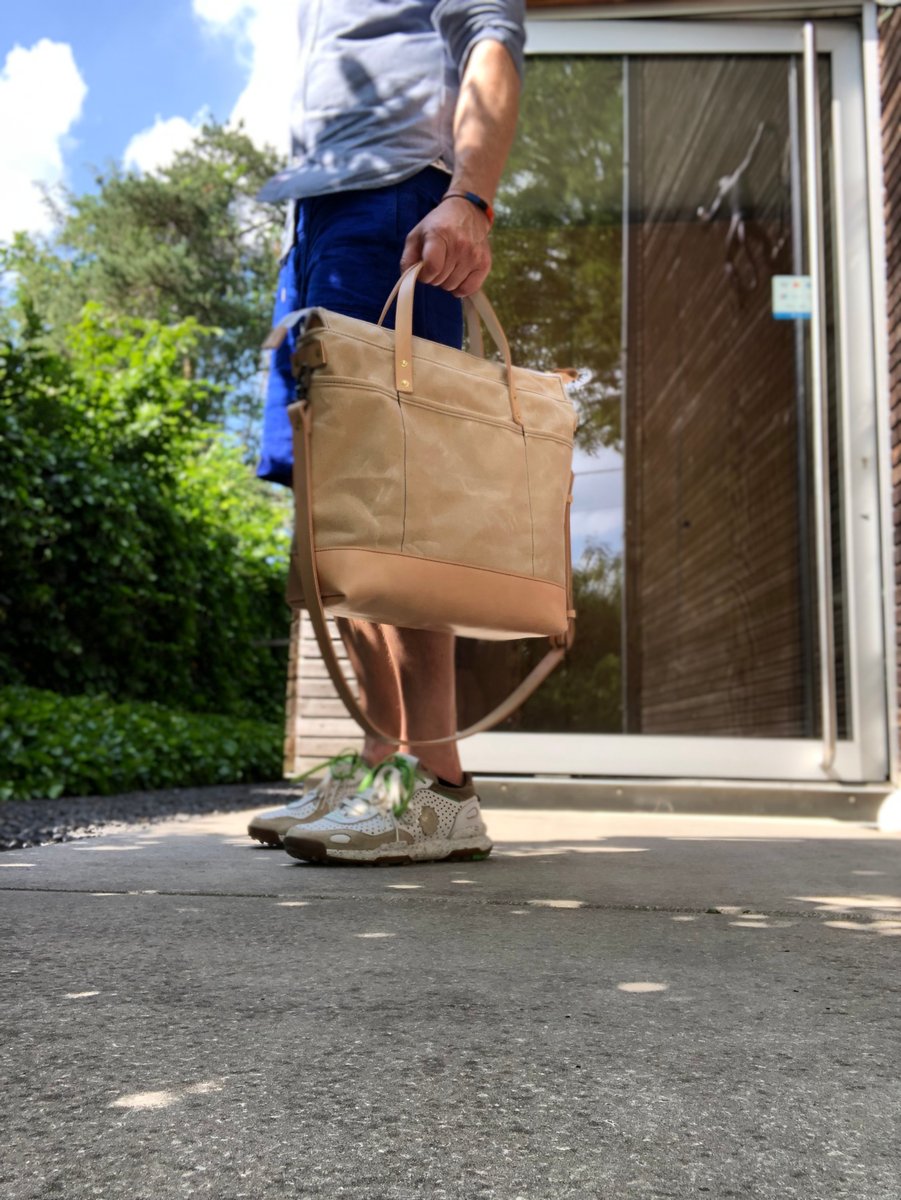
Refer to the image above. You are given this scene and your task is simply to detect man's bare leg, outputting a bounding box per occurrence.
[336,621,462,784]
[334,618,401,767]
[381,626,463,785]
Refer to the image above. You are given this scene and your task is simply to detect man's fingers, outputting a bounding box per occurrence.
[400,226,425,274]
[419,231,450,285]
[452,263,490,299]
[442,259,475,296]
[400,203,492,294]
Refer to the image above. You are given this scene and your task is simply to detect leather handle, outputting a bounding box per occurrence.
[465,303,484,358]
[376,264,482,355]
[377,264,522,426]
[289,398,567,746]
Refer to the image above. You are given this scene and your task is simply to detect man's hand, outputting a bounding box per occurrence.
[400,196,492,298]
[399,38,520,299]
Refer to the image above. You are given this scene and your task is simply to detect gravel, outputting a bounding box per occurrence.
[0,781,299,851]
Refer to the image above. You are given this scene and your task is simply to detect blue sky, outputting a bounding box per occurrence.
[5,0,244,190]
[0,0,295,241]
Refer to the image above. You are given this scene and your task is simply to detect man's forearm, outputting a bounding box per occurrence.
[400,37,522,295]
[450,38,521,203]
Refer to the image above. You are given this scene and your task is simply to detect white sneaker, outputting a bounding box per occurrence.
[281,754,492,865]
[247,752,368,846]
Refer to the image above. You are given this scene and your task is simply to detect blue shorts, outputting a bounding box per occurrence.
[257,167,463,486]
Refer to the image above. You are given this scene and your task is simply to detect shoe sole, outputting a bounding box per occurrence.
[282,836,493,866]
[247,825,285,848]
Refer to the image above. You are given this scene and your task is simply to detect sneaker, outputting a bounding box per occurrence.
[247,752,368,847]
[281,753,493,865]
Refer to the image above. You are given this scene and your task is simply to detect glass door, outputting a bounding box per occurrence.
[458,19,887,783]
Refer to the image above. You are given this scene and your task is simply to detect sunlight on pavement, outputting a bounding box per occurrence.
[500,846,646,857]
[65,991,100,999]
[110,1090,179,1110]
[109,1079,225,1110]
[728,914,770,926]
[74,845,147,852]
[276,901,309,907]
[822,920,901,936]
[354,932,395,939]
[852,870,886,876]
[617,982,669,994]
[671,915,697,922]
[793,894,901,913]
[386,884,422,890]
[527,899,585,909]
[0,863,34,868]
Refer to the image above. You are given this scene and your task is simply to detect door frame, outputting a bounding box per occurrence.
[461,17,888,783]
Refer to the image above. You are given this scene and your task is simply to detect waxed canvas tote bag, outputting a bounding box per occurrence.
[283,262,576,742]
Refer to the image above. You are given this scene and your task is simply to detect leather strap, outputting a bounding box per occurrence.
[465,303,484,358]
[290,399,569,746]
[377,263,522,426]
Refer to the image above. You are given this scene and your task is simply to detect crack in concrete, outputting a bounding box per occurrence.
[0,884,891,922]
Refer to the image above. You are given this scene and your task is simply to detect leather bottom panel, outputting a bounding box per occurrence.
[290,548,568,641]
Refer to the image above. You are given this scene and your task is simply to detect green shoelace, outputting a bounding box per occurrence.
[356,754,420,818]
[295,749,366,788]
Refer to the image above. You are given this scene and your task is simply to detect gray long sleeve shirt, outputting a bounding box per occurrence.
[257,0,526,203]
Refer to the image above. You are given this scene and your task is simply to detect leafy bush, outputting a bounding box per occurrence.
[0,308,292,722]
[0,687,283,802]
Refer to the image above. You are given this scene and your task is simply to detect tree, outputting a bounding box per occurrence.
[1,123,287,429]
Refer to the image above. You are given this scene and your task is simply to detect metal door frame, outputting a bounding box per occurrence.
[461,16,888,783]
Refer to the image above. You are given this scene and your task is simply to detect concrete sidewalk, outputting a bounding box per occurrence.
[1,802,900,1200]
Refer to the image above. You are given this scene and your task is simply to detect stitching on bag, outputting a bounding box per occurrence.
[315,545,567,590]
[398,393,408,553]
[399,395,573,447]
[520,429,536,578]
[314,378,573,448]
[323,326,574,407]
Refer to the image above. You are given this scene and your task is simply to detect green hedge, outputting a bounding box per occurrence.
[0,686,283,802]
[0,311,292,724]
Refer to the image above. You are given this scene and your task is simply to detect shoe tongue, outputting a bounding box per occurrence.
[392,752,419,771]
[390,752,432,784]
[344,793,377,816]
[355,753,423,815]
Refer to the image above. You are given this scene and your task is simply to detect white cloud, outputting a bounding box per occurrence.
[0,39,87,241]
[193,0,249,25]
[191,0,296,155]
[123,114,204,174]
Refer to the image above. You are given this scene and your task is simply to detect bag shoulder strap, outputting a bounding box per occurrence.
[291,400,571,746]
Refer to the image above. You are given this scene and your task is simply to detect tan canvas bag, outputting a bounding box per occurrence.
[286,262,576,743]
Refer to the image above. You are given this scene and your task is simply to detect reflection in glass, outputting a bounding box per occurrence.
[455,53,846,740]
